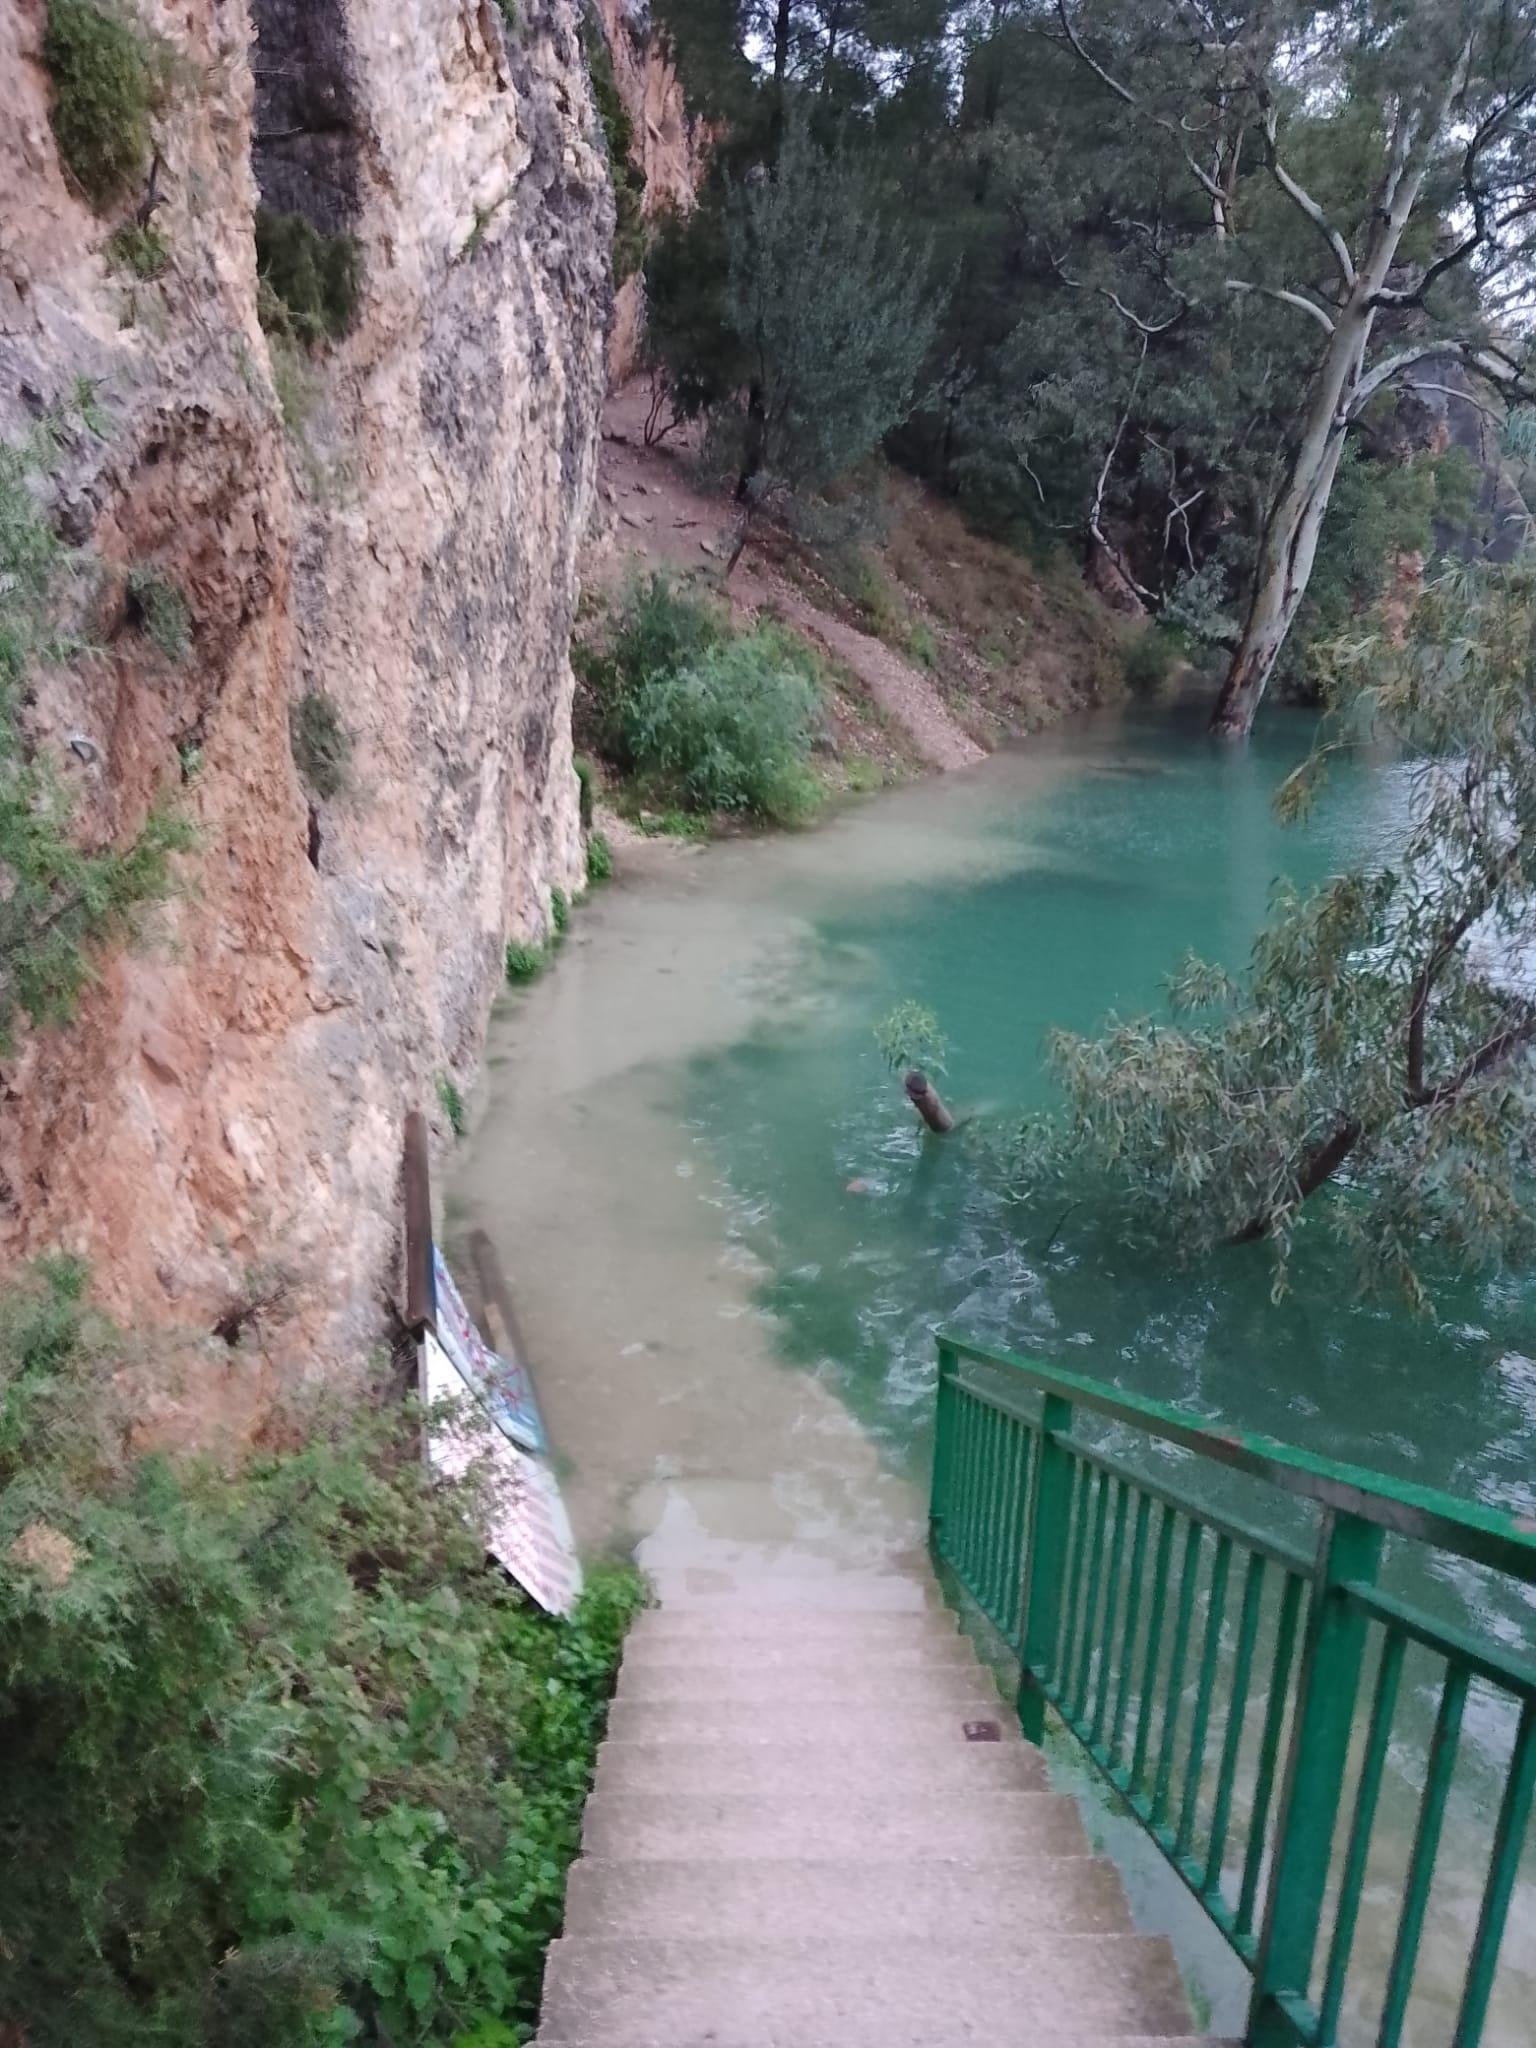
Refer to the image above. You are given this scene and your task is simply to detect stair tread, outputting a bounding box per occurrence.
[582,1789,1089,1857]
[538,1933,1193,2041]
[615,1667,993,1705]
[592,1737,1046,1795]
[605,1698,1013,1744]
[631,1609,959,1641]
[562,1854,1134,1935]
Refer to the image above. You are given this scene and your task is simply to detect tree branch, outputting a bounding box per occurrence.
[1225,278,1336,335]
[1050,251,1187,334]
[1408,1012,1536,1110]
[1228,1116,1362,1243]
[1350,337,1536,416]
[1260,107,1357,291]
[1053,1,1228,205]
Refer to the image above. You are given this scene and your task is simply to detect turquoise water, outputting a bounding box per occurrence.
[680,703,1536,1518]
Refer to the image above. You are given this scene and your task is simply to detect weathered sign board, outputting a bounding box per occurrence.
[431,1245,548,1456]
[420,1326,582,1616]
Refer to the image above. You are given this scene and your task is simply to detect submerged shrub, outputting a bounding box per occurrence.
[0,1258,647,2047]
[43,0,170,208]
[626,626,823,824]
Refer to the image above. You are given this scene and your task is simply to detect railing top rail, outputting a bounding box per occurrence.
[939,1329,1536,1586]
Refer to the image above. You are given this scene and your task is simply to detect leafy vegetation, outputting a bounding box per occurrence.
[0,1258,645,2047]
[504,941,545,985]
[874,1001,947,1076]
[42,0,171,208]
[105,220,168,278]
[289,690,352,799]
[586,830,613,884]
[647,0,1536,733]
[574,572,825,826]
[550,887,570,940]
[437,1073,468,1136]
[255,208,363,347]
[1024,561,1536,1304]
[0,412,189,1054]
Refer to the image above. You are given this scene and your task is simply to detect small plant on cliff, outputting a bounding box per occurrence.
[0,1258,647,2046]
[289,689,351,798]
[550,887,570,940]
[437,1073,468,1136]
[43,0,174,209]
[586,829,613,883]
[105,219,168,278]
[505,940,544,984]
[125,564,190,663]
[0,418,190,1053]
[255,207,363,346]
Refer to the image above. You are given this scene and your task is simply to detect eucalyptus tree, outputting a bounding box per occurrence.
[1030,561,1536,1303]
[1049,0,1536,735]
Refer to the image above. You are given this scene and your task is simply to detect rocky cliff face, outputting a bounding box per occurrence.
[0,0,610,1401]
[595,0,705,384]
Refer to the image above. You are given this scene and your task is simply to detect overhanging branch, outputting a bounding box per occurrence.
[1225,279,1336,336]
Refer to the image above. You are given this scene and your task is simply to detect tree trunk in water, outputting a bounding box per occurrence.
[904,1069,955,1134]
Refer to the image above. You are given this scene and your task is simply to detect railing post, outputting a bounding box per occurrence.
[930,1340,958,1555]
[1248,1509,1384,2048]
[1017,1392,1074,1745]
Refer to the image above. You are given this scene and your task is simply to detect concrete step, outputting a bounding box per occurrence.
[614,1663,996,1707]
[620,1636,981,1677]
[592,1737,1047,1796]
[537,1933,1194,2043]
[563,1854,1134,1937]
[540,2037,1228,2046]
[582,1790,1089,1859]
[630,1608,959,1645]
[605,1697,1014,1745]
[644,1576,934,1613]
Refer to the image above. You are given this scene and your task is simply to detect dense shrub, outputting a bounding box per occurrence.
[1120,623,1182,696]
[256,208,363,346]
[626,631,823,823]
[574,572,824,825]
[43,0,171,208]
[586,830,613,883]
[0,1258,645,2047]
[505,941,544,984]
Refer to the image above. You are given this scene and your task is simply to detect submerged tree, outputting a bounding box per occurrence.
[1048,0,1536,736]
[1027,561,1536,1303]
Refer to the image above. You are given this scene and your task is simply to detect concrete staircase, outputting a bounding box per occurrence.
[536,1568,1225,2047]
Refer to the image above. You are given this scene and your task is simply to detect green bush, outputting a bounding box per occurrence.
[574,753,596,829]
[505,941,544,984]
[586,830,613,883]
[626,627,823,824]
[256,208,362,346]
[550,887,570,939]
[43,0,171,208]
[0,1258,647,2048]
[574,571,727,765]
[574,573,824,825]
[290,689,351,798]
[1121,623,1182,696]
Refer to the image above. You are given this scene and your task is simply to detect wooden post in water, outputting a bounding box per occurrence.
[904,1068,955,1134]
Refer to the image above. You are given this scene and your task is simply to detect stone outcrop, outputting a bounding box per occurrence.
[595,0,707,383]
[0,0,610,1387]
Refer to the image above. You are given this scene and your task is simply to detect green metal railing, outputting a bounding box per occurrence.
[929,1333,1536,2048]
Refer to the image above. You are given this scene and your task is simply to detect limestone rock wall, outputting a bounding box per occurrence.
[0,0,610,1392]
[596,0,707,384]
